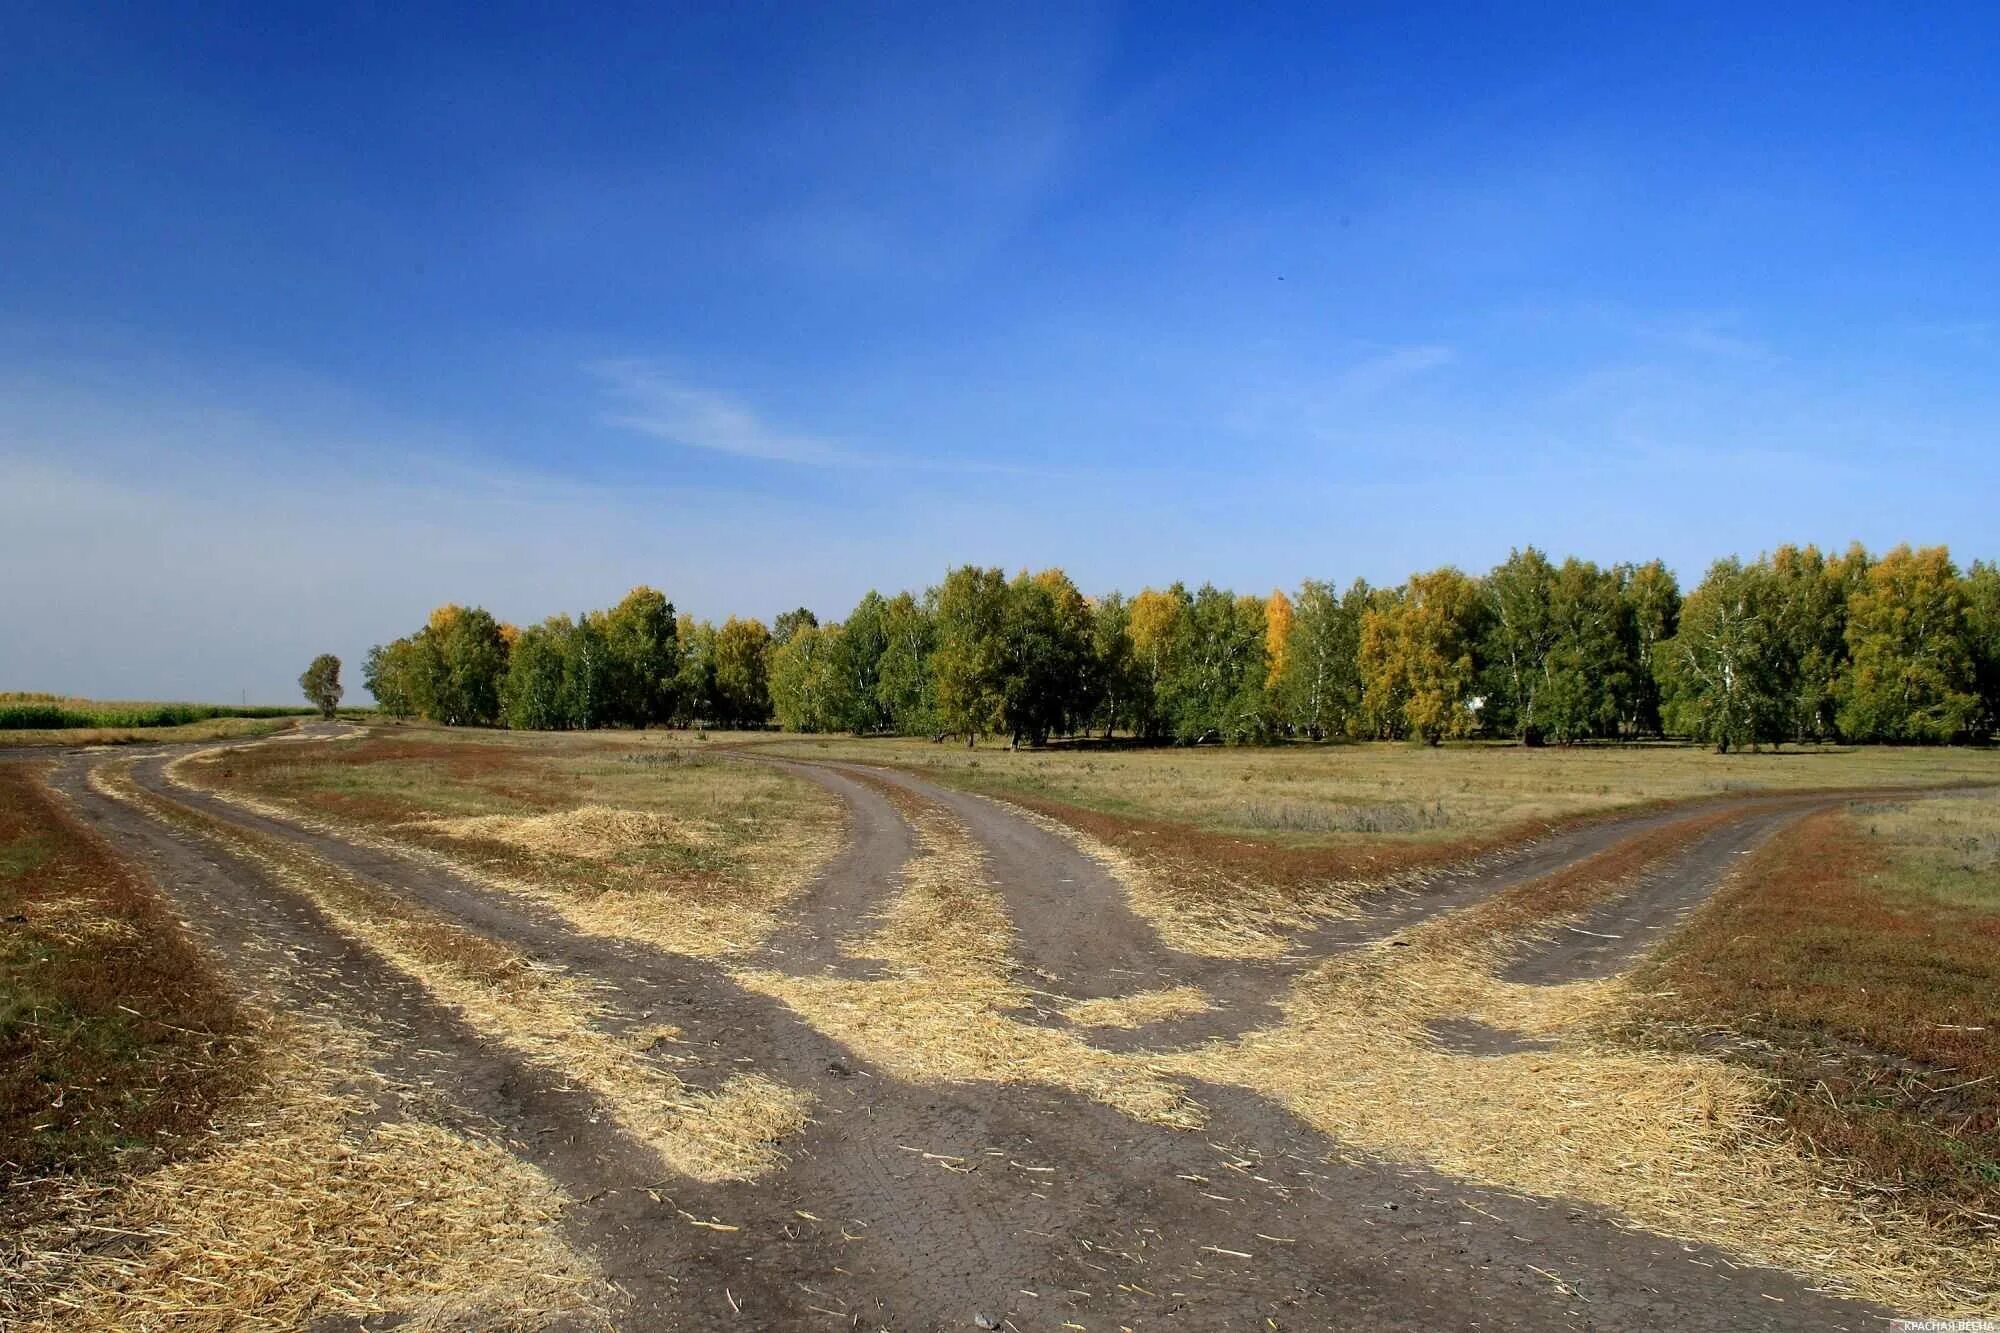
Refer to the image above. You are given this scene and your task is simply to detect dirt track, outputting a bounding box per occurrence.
[25,732,1920,1331]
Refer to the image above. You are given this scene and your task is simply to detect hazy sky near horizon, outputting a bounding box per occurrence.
[4,3,1997,702]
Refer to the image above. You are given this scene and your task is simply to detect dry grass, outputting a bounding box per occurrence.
[5,1008,606,1331]
[1059,986,1213,1030]
[101,758,813,1184]
[189,731,1205,1124]
[1621,796,2000,1235]
[414,805,719,860]
[190,729,845,958]
[735,784,1203,1129]
[781,738,1998,963]
[169,725,2000,1311]
[1161,821,2000,1316]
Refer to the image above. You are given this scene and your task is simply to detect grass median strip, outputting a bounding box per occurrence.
[183,731,845,959]
[736,781,1204,1129]
[96,758,812,1184]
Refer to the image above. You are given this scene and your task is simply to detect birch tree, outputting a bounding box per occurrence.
[1480,547,1558,743]
[1275,578,1365,739]
[1656,559,1780,752]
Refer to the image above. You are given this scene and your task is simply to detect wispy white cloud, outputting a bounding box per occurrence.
[1213,343,1456,443]
[590,359,863,466]
[589,360,1117,481]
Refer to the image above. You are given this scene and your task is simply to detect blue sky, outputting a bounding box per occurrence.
[3,3,1996,702]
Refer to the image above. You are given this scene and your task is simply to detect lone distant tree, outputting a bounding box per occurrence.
[300,654,344,719]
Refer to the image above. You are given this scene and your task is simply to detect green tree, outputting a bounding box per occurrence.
[299,653,343,719]
[1764,544,1859,742]
[1538,559,1626,743]
[1480,547,1558,743]
[874,591,938,736]
[672,616,717,726]
[501,617,577,730]
[770,622,853,732]
[1616,560,1681,737]
[1157,585,1268,744]
[362,640,419,719]
[1837,544,1977,742]
[1656,558,1782,752]
[711,616,773,728]
[1275,578,1366,739]
[1083,591,1138,738]
[413,605,508,726]
[996,570,1092,746]
[1965,560,2000,740]
[771,606,819,647]
[831,592,892,733]
[930,566,1009,744]
[597,586,680,726]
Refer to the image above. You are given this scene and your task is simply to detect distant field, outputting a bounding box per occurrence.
[760,735,2000,846]
[0,716,307,749]
[0,693,321,749]
[0,693,312,731]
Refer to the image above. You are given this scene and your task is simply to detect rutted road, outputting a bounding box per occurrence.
[22,730,1927,1331]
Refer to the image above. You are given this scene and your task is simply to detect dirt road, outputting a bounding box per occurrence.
[26,733,1914,1331]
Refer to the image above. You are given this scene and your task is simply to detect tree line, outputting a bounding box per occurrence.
[360,543,2000,750]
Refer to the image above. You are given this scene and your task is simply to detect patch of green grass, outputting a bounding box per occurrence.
[1857,796,2000,911]
[1,834,53,879]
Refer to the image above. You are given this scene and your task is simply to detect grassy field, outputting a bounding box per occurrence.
[1624,791,2000,1231]
[189,724,844,958]
[762,734,2000,843]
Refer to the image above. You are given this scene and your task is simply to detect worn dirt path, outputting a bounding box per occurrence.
[18,732,1924,1331]
[758,757,1897,1051]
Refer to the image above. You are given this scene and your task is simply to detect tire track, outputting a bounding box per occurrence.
[743,757,917,977]
[761,758,1885,1051]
